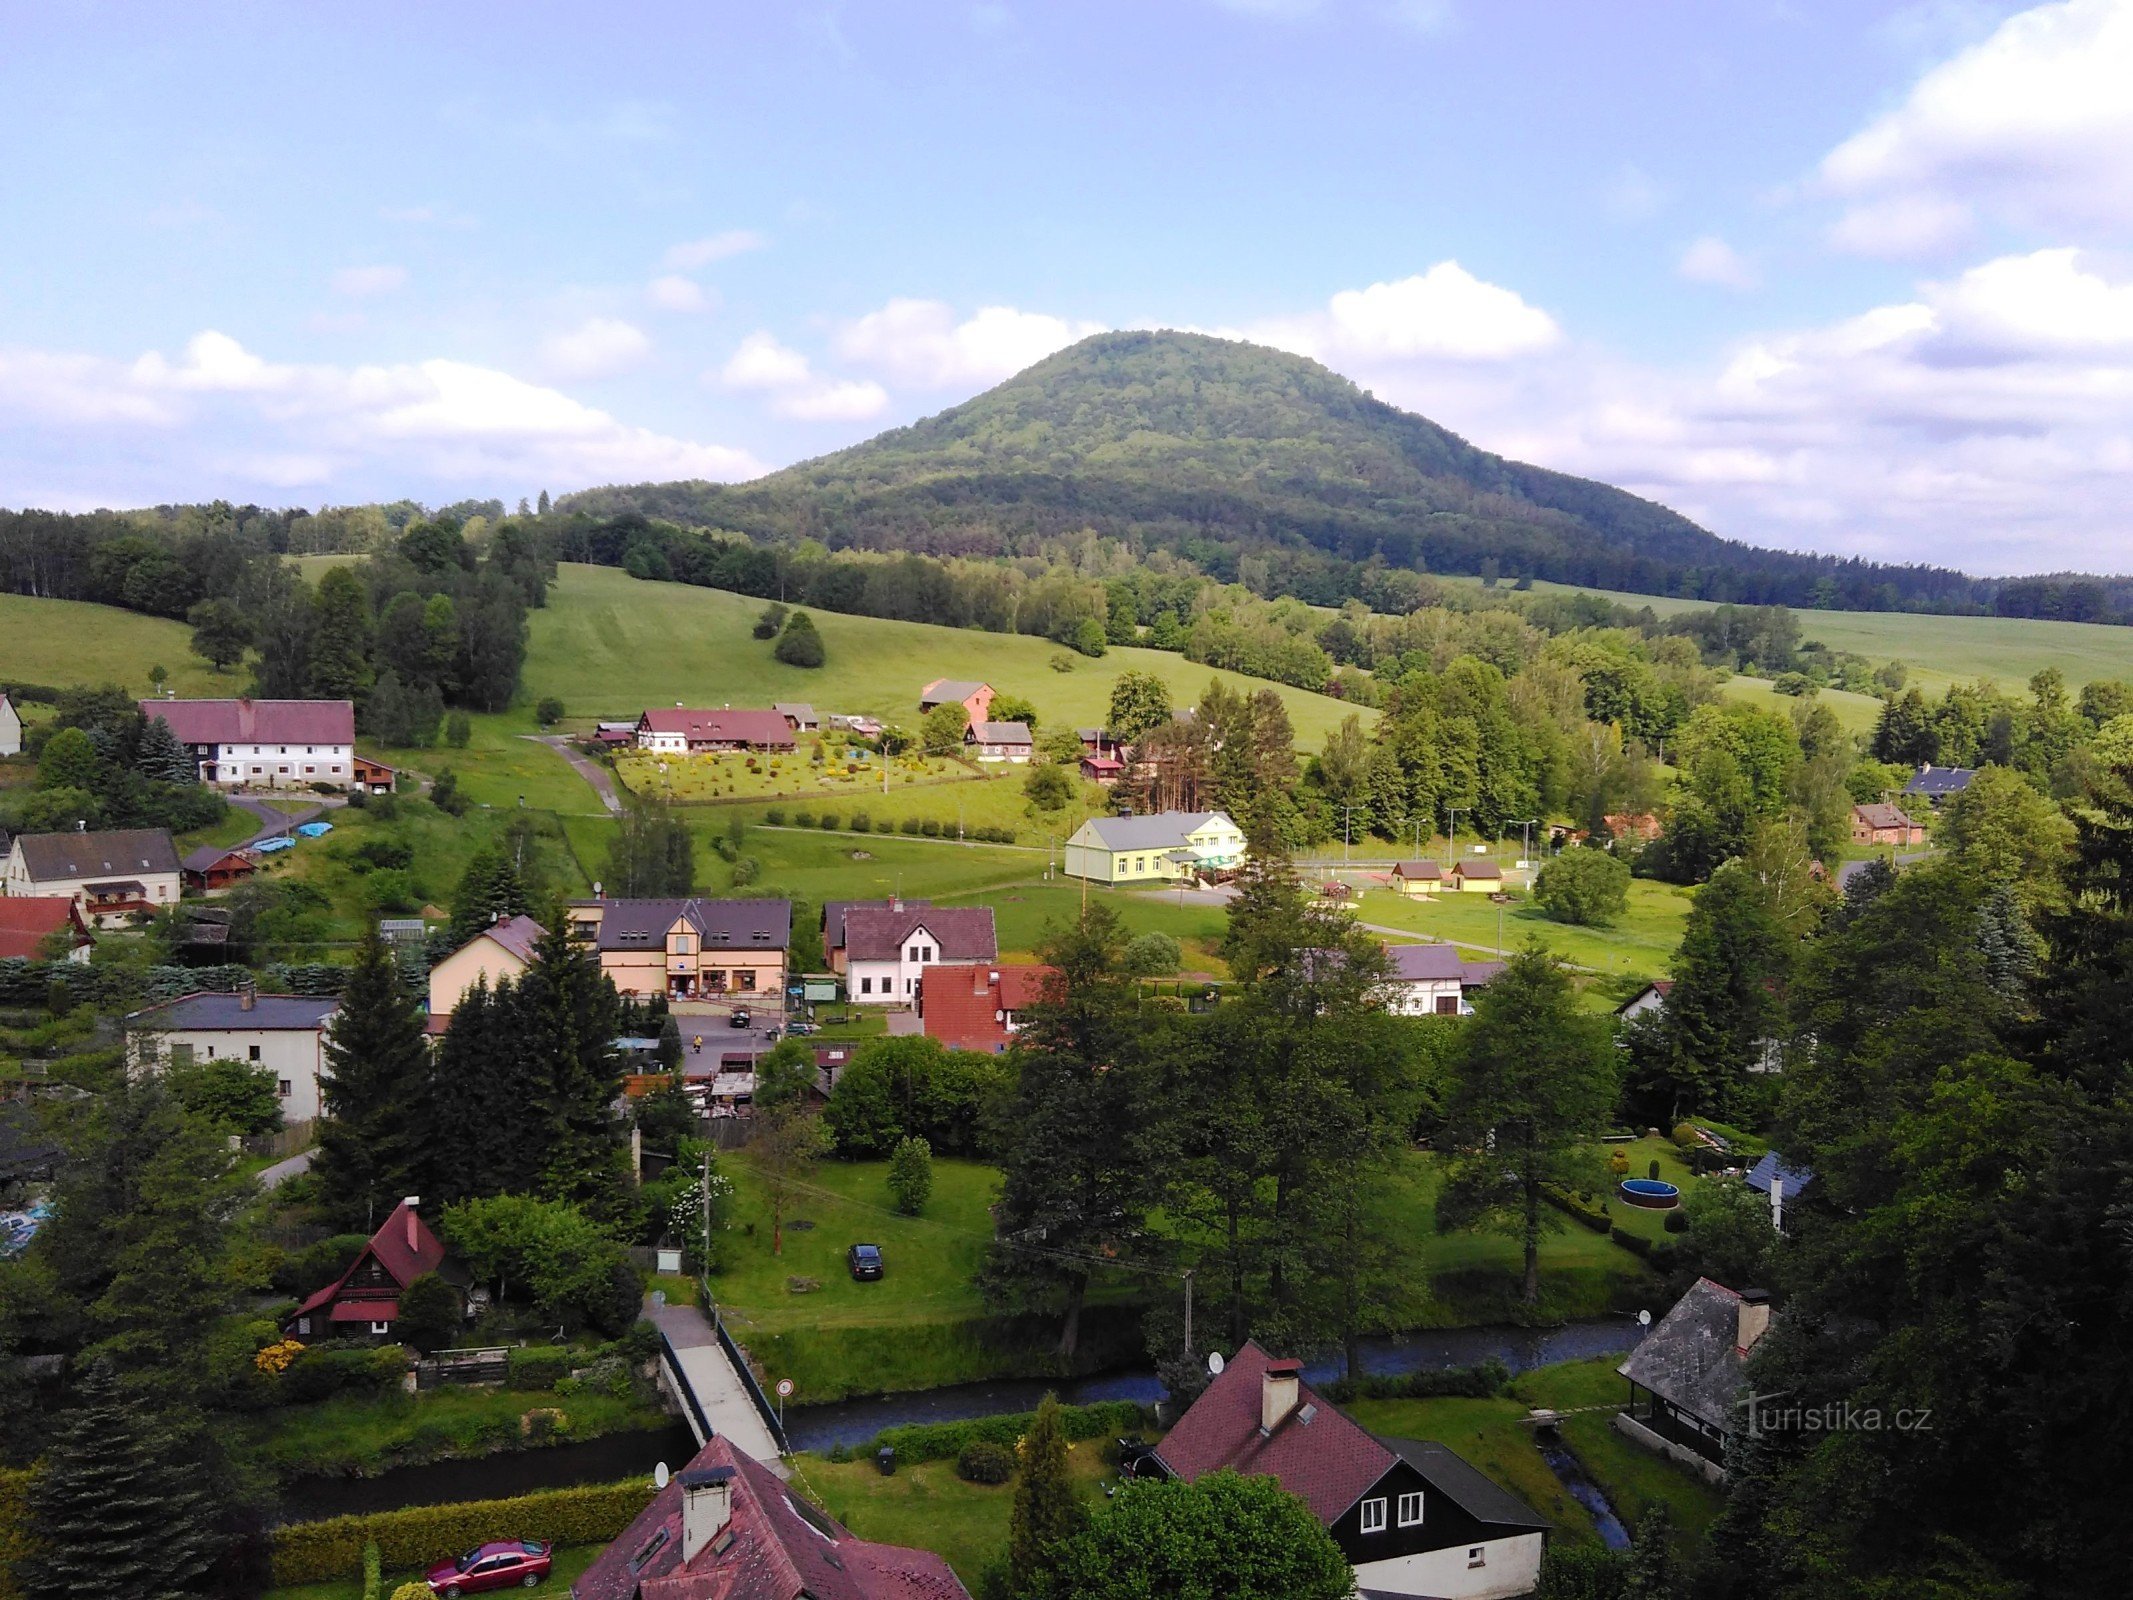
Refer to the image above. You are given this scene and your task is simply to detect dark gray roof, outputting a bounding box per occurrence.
[969,720,1032,743]
[1375,1437,1551,1534]
[1744,1151,1814,1197]
[1385,944,1502,986]
[822,899,931,952]
[13,828,179,883]
[920,679,990,704]
[1904,765,1977,797]
[127,992,340,1032]
[0,1102,59,1183]
[1618,1277,1753,1433]
[589,897,791,952]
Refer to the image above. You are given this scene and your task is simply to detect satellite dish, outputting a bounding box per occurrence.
[1207,1351,1226,1376]
[654,1462,670,1489]
[1637,1309,1652,1328]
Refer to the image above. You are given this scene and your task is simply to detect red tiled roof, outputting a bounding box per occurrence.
[141,698,355,745]
[841,905,996,965]
[918,964,1060,1053]
[0,897,86,960]
[1153,1340,1394,1527]
[573,1434,968,1600]
[1853,802,1916,830]
[291,1200,449,1320]
[637,709,797,747]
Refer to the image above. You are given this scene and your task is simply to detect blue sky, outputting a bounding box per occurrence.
[4,0,2130,573]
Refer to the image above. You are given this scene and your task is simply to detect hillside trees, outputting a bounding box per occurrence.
[1107,671,1172,743]
[604,800,696,897]
[772,608,826,667]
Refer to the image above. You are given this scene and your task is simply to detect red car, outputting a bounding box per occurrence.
[426,1541,552,1596]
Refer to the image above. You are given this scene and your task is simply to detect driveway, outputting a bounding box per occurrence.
[230,794,329,843]
[257,1146,314,1189]
[525,735,622,814]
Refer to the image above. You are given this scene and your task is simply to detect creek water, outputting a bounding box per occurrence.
[1537,1438,1633,1551]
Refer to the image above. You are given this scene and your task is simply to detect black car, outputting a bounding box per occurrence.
[847,1243,884,1281]
[728,1009,751,1029]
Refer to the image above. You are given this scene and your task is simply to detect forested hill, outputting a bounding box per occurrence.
[559,329,2008,616]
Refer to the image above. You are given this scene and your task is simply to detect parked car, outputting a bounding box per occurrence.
[728,1009,751,1029]
[785,1020,816,1036]
[847,1243,884,1281]
[426,1541,552,1596]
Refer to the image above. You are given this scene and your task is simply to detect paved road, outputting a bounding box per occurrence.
[231,794,328,843]
[644,1297,786,1471]
[257,1146,315,1189]
[525,735,622,814]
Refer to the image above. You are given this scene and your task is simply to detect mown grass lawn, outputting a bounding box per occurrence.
[1355,879,1694,984]
[246,1384,667,1479]
[263,1544,606,1600]
[940,881,1232,968]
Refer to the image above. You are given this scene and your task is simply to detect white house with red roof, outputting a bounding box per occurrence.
[635,708,797,754]
[571,1434,968,1600]
[286,1197,466,1341]
[916,963,1058,1053]
[837,901,997,1005]
[1151,1341,1549,1599]
[143,698,357,789]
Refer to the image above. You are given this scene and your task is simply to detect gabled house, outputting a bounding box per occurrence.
[1076,727,1121,759]
[822,899,931,973]
[1617,1278,1772,1481]
[127,989,340,1122]
[1061,811,1245,884]
[0,693,20,758]
[144,698,357,789]
[1851,802,1924,846]
[1614,980,1674,1022]
[840,901,998,1004]
[0,896,93,963]
[635,709,797,755]
[571,1433,969,1600]
[918,679,994,726]
[1151,1342,1548,1599]
[5,828,182,927]
[286,1197,466,1340]
[182,844,258,892]
[771,702,820,733]
[1389,860,1443,897]
[1078,754,1124,785]
[1904,764,1976,805]
[917,963,1059,1052]
[351,755,397,794]
[1381,944,1503,1017]
[964,720,1033,763]
[1448,859,1503,892]
[428,913,545,1023]
[569,899,792,1002]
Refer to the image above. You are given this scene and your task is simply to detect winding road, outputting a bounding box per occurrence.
[524,735,622,814]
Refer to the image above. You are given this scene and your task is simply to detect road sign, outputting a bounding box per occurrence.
[775,1378,795,1398]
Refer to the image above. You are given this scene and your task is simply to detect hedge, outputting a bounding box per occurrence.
[1542,1185,1613,1233]
[0,1466,38,1600]
[279,1343,407,1403]
[868,1400,1151,1467]
[271,1479,656,1585]
[1319,1358,1511,1405]
[506,1346,578,1391]
[0,958,347,1011]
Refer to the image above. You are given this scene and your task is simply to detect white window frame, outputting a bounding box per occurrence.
[368,1320,391,1335]
[1359,1498,1387,1535]
[1468,1546,1487,1569]
[1397,1491,1423,1527]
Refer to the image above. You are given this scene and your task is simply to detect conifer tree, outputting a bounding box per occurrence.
[518,918,629,1214]
[1008,1392,1086,1598]
[773,609,826,668]
[424,977,543,1202]
[307,565,374,701]
[448,848,531,945]
[135,713,196,784]
[315,926,434,1228]
[23,1365,232,1600]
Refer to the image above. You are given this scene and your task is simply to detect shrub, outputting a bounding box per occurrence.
[817,812,840,830]
[1672,1123,1703,1150]
[1533,848,1631,927]
[956,1441,1015,1484]
[920,819,942,838]
[270,1480,656,1585]
[505,1346,577,1391]
[1541,1185,1611,1232]
[764,807,785,826]
[900,818,921,835]
[391,1584,432,1600]
[1121,932,1182,977]
[396,1272,463,1354]
[280,1344,407,1403]
[1319,1358,1510,1404]
[1611,1226,1654,1258]
[730,856,761,888]
[791,809,816,828]
[535,697,566,727]
[1664,1208,1690,1233]
[1649,1159,1662,1180]
[445,713,472,749]
[773,611,826,668]
[888,1136,933,1216]
[827,1443,854,1465]
[849,812,871,834]
[867,1400,1151,1467]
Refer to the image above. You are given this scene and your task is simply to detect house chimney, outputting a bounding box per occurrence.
[405,1197,421,1253]
[889,895,902,914]
[1260,1359,1302,1435]
[1737,1288,1771,1355]
[679,1465,735,1561]
[1769,1175,1785,1234]
[239,983,256,1012]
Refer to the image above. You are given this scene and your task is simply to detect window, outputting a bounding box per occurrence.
[1468,1547,1487,1569]
[1397,1492,1424,1527]
[278,1079,292,1097]
[368,1320,391,1336]
[304,766,315,775]
[738,970,756,991]
[1359,1498,1387,1534]
[920,945,933,963]
[908,945,921,963]
[248,1044,262,1062]
[297,1316,311,1335]
[169,1042,194,1068]
[860,977,874,995]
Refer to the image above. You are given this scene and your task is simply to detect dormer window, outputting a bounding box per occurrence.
[1360,1498,1387,1534]
[1397,1491,1423,1526]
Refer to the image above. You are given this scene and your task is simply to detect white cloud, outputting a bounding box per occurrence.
[1678,236,1760,290]
[0,329,765,500]
[647,275,715,313]
[330,264,408,297]
[720,331,814,391]
[539,317,651,380]
[717,332,889,422]
[662,230,767,270]
[1248,262,1560,363]
[1818,0,2133,252]
[836,299,1105,388]
[775,380,890,422]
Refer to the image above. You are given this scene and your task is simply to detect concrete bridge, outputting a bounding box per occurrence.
[645,1295,787,1473]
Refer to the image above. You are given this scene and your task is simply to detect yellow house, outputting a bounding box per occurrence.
[1062,811,1246,884]
[567,897,792,1002]
[428,914,543,1022]
[1389,860,1443,897]
[1450,859,1504,893]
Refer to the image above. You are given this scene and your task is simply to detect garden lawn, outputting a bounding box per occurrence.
[678,767,1105,848]
[246,1384,667,1479]
[521,564,1366,746]
[939,881,1231,969]
[1356,880,1694,983]
[794,1438,1119,1589]
[1600,1138,1704,1246]
[617,747,968,803]
[371,714,608,815]
[710,825,1042,904]
[263,1544,605,1600]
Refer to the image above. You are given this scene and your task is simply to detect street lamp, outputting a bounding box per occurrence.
[1511,818,1538,871]
[1444,807,1466,869]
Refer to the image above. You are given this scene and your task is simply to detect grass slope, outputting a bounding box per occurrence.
[0,593,234,696]
[523,564,1366,746]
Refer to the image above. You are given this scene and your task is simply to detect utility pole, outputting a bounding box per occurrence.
[1513,818,1538,872]
[1182,1269,1194,1356]
[1341,805,1357,869]
[1445,807,1465,870]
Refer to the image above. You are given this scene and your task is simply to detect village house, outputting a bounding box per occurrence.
[570,898,792,1003]
[0,897,92,962]
[1851,801,1925,846]
[286,1197,467,1341]
[1061,810,1246,884]
[182,844,258,893]
[1448,858,1504,893]
[1744,1151,1815,1235]
[771,701,820,733]
[1151,1342,1549,1599]
[1381,944,1503,1017]
[1078,753,1125,784]
[917,678,994,725]
[143,698,357,789]
[1904,764,1976,805]
[5,828,181,927]
[127,988,340,1122]
[1615,980,1674,1022]
[837,901,998,1004]
[1388,860,1443,897]
[964,719,1033,763]
[1617,1278,1774,1482]
[571,1434,968,1600]
[634,708,798,754]
[0,693,19,757]
[1603,812,1662,844]
[593,721,637,748]
[917,963,1059,1052]
[351,754,397,793]
[427,913,544,1024]
[1076,727,1122,759]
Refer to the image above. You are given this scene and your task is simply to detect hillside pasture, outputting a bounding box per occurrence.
[0,593,232,697]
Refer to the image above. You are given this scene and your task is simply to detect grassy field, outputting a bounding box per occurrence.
[264,1545,605,1600]
[0,592,233,696]
[1722,674,1884,736]
[522,564,1367,745]
[1351,879,1694,984]
[246,1383,667,1478]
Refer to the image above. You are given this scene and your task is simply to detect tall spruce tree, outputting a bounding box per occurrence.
[307,564,374,701]
[315,926,434,1228]
[448,847,531,945]
[135,713,196,784]
[23,1365,233,1600]
[421,977,542,1203]
[518,917,629,1215]
[1008,1392,1087,1598]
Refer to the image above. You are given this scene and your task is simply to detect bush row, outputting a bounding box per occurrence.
[1318,1357,1512,1405]
[1542,1185,1613,1233]
[1611,1228,1682,1268]
[506,1345,579,1390]
[842,1399,1152,1467]
[760,808,1017,845]
[0,959,346,1011]
[281,1343,408,1404]
[270,1479,656,1585]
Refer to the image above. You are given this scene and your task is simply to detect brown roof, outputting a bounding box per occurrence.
[291,1199,450,1321]
[918,679,989,706]
[1390,860,1441,880]
[13,828,179,884]
[572,1434,968,1600]
[472,913,545,963]
[840,905,996,965]
[0,897,89,960]
[637,708,798,747]
[1451,859,1503,879]
[1153,1340,1393,1526]
[1852,802,1916,830]
[141,698,355,745]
